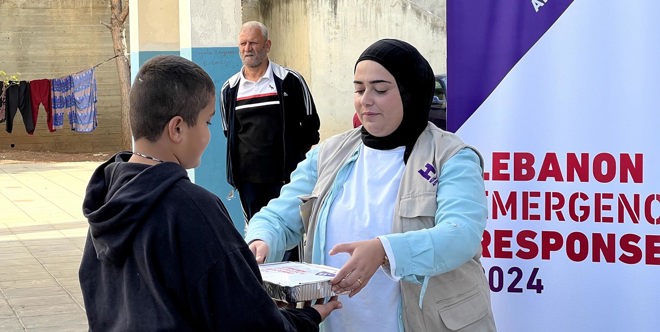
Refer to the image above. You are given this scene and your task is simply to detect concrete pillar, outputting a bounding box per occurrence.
[128,0,180,80]
[129,0,244,232]
[179,0,245,232]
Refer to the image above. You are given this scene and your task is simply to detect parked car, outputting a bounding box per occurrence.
[428,74,447,130]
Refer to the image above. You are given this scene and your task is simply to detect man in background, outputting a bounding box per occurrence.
[220,21,320,261]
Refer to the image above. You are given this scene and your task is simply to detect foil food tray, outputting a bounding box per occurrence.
[259,262,339,303]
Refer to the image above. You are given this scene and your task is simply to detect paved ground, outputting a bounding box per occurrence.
[0,160,100,331]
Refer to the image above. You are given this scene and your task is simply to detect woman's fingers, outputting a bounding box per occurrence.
[331,271,369,297]
[330,239,386,296]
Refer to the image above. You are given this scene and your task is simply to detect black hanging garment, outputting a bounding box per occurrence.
[5,81,35,134]
[0,81,6,123]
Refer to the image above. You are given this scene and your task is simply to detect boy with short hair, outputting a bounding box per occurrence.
[79,55,340,331]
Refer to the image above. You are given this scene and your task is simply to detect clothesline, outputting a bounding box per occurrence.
[1,54,121,86]
[1,57,103,134]
[91,54,122,69]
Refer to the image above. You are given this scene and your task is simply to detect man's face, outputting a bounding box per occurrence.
[238,27,271,68]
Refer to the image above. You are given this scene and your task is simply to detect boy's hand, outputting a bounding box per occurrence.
[248,240,269,264]
[310,296,342,321]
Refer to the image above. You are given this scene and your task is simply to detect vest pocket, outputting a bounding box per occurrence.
[399,193,436,232]
[437,287,490,331]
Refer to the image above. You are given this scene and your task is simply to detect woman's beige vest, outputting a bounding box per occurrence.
[300,125,496,331]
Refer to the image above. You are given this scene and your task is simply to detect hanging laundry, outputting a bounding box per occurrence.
[70,68,97,133]
[51,74,74,130]
[29,78,55,132]
[5,81,35,134]
[0,82,6,123]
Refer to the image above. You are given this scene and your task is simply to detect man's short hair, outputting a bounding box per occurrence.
[242,21,269,40]
[129,55,215,141]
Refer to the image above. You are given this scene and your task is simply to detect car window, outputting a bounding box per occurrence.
[434,75,446,104]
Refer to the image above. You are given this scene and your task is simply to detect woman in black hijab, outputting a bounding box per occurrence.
[356,38,435,163]
[245,39,496,332]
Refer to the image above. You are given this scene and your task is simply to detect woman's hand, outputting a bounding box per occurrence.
[329,238,386,297]
[248,240,269,264]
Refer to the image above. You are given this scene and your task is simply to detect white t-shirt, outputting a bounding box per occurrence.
[323,145,405,332]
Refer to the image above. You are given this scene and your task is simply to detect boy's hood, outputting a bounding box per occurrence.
[82,152,189,263]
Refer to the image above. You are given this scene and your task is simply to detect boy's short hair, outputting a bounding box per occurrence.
[129,55,215,141]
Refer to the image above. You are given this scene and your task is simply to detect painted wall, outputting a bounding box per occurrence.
[1,0,445,153]
[248,0,446,140]
[139,1,180,51]
[177,0,445,232]
[129,0,180,80]
[179,0,245,233]
[129,0,245,231]
[166,0,446,231]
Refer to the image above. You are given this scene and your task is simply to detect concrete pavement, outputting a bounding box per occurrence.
[0,160,99,331]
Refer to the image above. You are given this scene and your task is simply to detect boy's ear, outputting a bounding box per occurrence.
[167,116,185,143]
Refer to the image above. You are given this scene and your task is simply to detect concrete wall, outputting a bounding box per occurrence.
[244,0,446,140]
[1,0,446,152]
[127,0,445,231]
[129,0,180,81]
[138,1,180,51]
[0,0,125,153]
[179,0,245,232]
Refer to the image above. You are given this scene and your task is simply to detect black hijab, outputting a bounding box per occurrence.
[355,39,435,163]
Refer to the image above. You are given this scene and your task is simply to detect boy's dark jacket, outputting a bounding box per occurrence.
[79,152,321,331]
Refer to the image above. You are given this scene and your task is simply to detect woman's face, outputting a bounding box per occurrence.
[353,60,404,137]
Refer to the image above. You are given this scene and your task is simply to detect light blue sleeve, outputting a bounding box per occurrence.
[244,147,320,262]
[382,148,487,281]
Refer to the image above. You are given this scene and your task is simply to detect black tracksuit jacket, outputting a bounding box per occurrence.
[220,62,320,187]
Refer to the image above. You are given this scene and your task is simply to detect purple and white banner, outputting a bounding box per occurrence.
[448,1,660,331]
